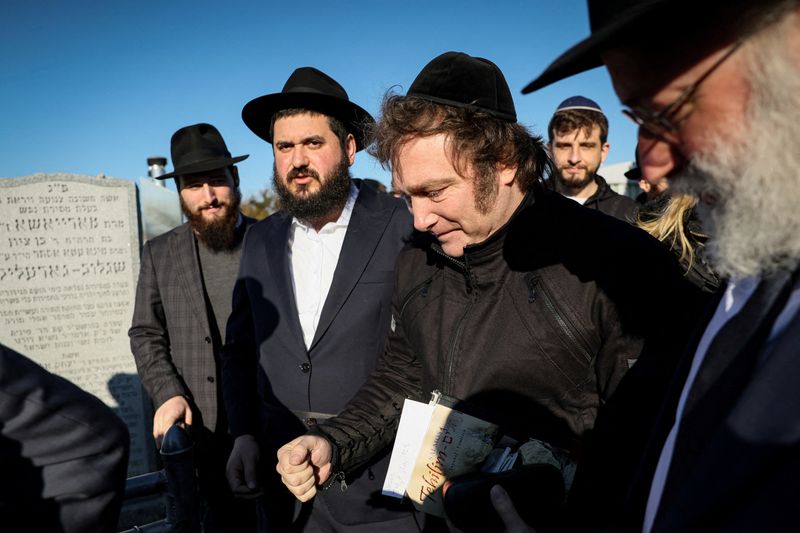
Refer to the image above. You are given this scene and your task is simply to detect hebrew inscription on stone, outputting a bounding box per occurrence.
[0,173,153,475]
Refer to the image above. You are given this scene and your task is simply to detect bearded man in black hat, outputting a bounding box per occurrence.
[129,123,256,531]
[275,52,698,531]
[221,67,417,531]
[523,0,800,531]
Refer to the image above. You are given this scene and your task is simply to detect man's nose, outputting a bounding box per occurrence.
[567,146,581,164]
[291,146,310,168]
[201,183,216,203]
[637,129,686,185]
[410,199,437,232]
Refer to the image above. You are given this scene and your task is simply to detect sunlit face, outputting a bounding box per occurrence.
[550,126,609,191]
[178,167,238,222]
[178,167,241,251]
[604,44,749,186]
[604,19,800,278]
[272,113,355,198]
[394,134,518,257]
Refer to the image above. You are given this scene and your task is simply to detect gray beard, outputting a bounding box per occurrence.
[671,21,800,279]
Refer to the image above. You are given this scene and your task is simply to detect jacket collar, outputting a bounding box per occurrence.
[169,222,211,334]
[584,174,612,204]
[430,188,536,269]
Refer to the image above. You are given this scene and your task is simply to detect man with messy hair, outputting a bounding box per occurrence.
[275,52,695,529]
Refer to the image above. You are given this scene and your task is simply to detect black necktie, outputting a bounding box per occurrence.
[655,268,794,525]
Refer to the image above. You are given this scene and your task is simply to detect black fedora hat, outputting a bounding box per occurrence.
[408,51,517,122]
[523,0,674,93]
[625,150,642,181]
[624,165,641,181]
[242,67,374,151]
[159,123,248,180]
[522,0,764,93]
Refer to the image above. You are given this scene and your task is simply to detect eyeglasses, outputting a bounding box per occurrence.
[621,40,743,144]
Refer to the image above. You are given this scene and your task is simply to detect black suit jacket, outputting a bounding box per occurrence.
[569,270,800,532]
[223,181,413,525]
[0,343,129,533]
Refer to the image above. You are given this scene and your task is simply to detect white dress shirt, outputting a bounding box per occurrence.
[288,184,358,349]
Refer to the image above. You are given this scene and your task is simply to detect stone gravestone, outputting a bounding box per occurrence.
[0,173,154,476]
[138,176,182,243]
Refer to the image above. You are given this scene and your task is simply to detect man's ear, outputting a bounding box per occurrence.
[231,166,240,187]
[497,164,518,187]
[345,134,357,166]
[600,142,611,164]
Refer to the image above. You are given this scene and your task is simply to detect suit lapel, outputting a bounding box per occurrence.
[170,224,211,335]
[652,269,795,531]
[309,185,393,351]
[264,213,307,354]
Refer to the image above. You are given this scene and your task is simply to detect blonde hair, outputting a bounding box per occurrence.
[638,194,704,271]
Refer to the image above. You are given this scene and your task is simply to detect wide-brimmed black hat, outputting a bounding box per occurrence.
[522,0,763,93]
[624,165,641,181]
[408,51,517,122]
[625,149,642,180]
[158,123,248,180]
[523,0,674,93]
[242,67,374,151]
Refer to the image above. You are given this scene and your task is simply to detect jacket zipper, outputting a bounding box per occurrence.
[535,277,594,363]
[444,299,473,394]
[398,276,435,318]
[438,248,477,395]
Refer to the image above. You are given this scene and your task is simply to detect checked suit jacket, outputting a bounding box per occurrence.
[222,180,414,525]
[129,216,255,432]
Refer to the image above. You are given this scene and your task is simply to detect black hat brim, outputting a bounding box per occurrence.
[522,0,670,93]
[158,154,248,180]
[624,167,641,181]
[242,92,374,151]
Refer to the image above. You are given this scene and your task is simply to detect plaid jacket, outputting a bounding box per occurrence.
[129,217,254,431]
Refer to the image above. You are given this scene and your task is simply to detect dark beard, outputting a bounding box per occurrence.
[272,157,352,224]
[181,188,242,252]
[556,167,597,192]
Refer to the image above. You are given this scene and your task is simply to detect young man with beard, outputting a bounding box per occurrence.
[548,96,637,221]
[129,123,256,531]
[276,52,697,531]
[522,0,800,530]
[221,67,417,531]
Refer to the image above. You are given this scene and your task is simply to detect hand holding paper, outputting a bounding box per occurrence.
[382,391,500,517]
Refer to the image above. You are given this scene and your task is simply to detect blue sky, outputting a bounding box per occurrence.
[0,0,637,199]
